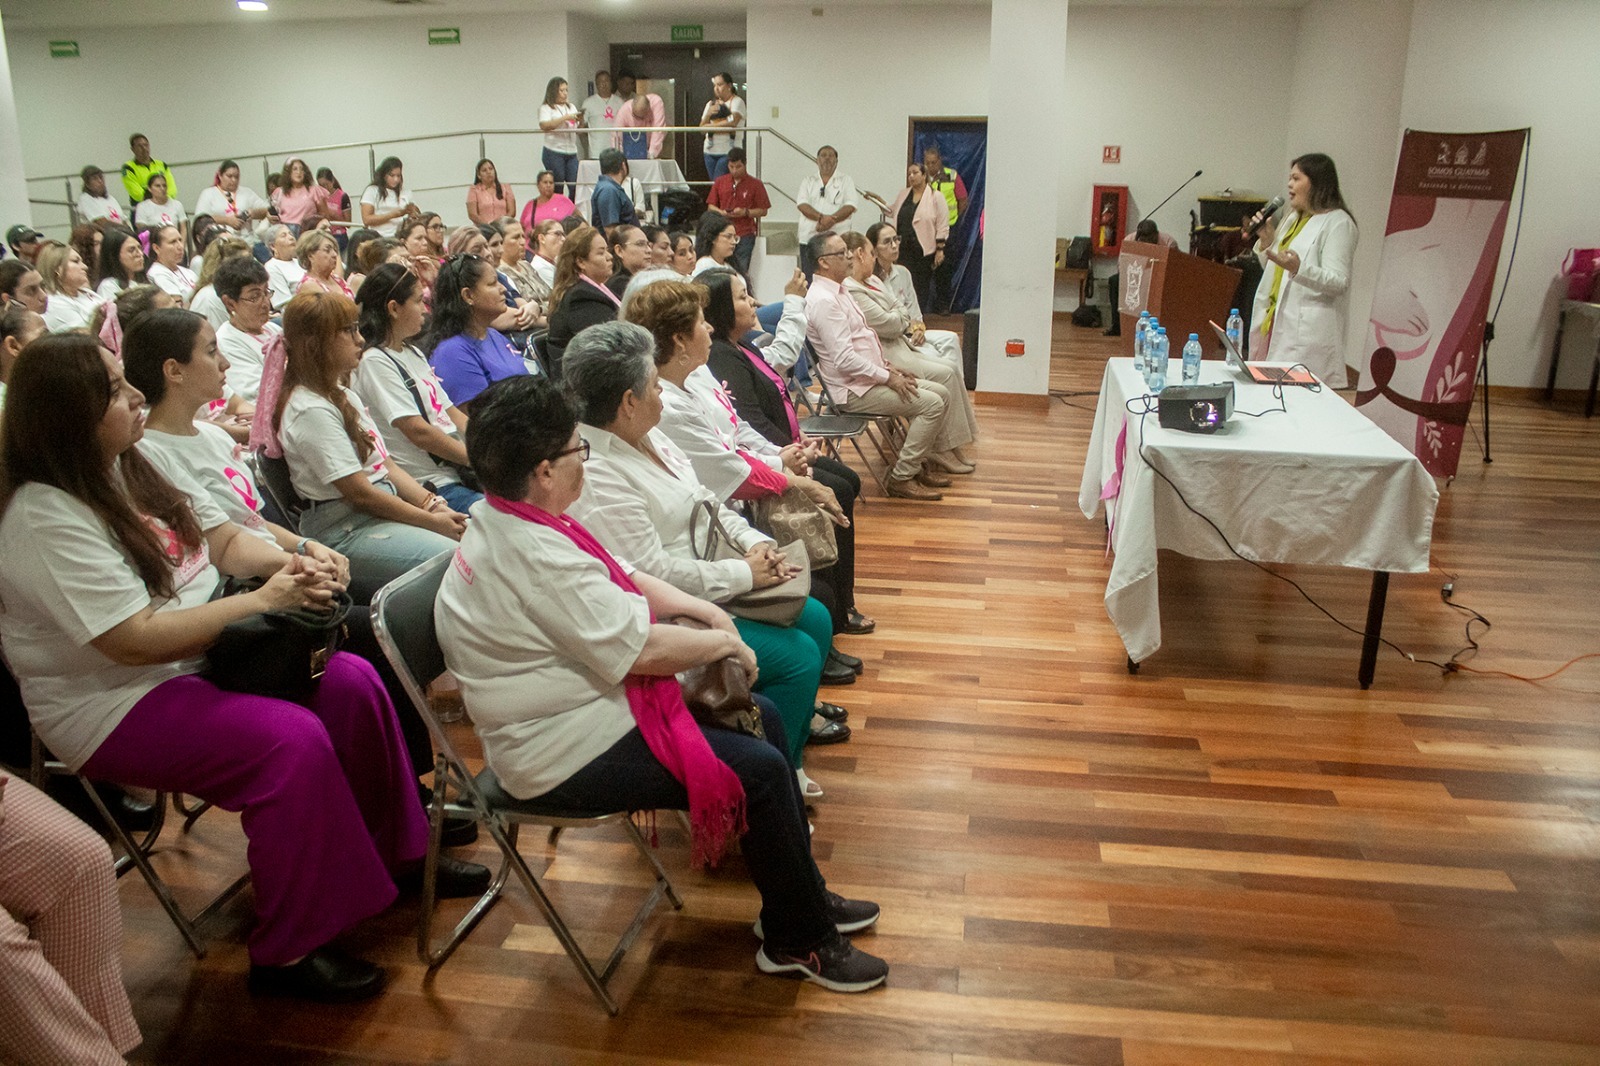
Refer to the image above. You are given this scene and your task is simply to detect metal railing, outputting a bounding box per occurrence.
[23,125,884,239]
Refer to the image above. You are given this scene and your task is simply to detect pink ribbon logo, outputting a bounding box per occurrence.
[224,466,259,512]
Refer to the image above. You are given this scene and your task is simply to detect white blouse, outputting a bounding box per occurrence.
[656,369,783,504]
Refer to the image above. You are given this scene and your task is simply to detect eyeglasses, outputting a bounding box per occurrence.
[815,250,846,260]
[554,438,590,462]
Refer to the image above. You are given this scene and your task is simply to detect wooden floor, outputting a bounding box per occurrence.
[120,327,1600,1065]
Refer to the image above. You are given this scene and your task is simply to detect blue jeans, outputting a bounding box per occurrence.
[534,699,835,954]
[432,480,483,514]
[542,147,579,199]
[732,234,756,275]
[704,152,729,180]
[297,495,457,605]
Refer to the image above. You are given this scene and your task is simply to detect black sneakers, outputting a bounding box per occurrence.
[757,933,889,993]
[753,890,880,939]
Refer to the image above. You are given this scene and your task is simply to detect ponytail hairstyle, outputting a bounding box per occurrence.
[0,333,201,599]
[423,255,492,354]
[356,262,420,349]
[88,284,177,346]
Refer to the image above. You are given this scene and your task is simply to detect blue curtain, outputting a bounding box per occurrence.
[913,123,987,314]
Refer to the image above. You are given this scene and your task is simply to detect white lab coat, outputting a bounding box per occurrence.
[1250,208,1357,387]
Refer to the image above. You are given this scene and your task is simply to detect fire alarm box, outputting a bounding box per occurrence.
[1091,183,1129,257]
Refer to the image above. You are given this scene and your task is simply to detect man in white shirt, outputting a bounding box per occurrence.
[803,231,951,501]
[212,257,279,403]
[75,166,128,231]
[699,72,745,181]
[580,71,623,159]
[795,146,859,276]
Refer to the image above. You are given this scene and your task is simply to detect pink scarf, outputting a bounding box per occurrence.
[580,274,622,308]
[97,300,123,360]
[484,495,747,868]
[248,332,290,457]
[739,342,802,442]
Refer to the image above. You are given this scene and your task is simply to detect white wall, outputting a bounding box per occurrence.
[1286,0,1412,383]
[1398,0,1600,389]
[0,10,31,229]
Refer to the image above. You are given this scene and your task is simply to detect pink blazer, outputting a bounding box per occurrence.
[887,186,950,257]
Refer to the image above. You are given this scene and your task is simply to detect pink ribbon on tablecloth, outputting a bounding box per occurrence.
[1098,416,1128,555]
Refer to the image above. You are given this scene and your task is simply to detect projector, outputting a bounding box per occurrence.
[1157,382,1234,433]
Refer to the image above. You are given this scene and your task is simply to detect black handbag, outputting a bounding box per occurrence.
[203,579,352,703]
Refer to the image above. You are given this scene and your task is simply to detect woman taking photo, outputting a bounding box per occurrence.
[95,227,147,300]
[544,225,620,378]
[317,167,351,223]
[359,157,418,239]
[259,292,466,603]
[38,244,101,332]
[194,160,272,240]
[519,171,577,234]
[0,333,432,1003]
[146,224,198,304]
[886,163,949,314]
[435,373,887,992]
[537,80,582,199]
[353,263,480,513]
[466,159,515,226]
[1247,153,1358,387]
[424,256,528,411]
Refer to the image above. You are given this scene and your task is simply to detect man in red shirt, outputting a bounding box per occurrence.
[705,147,770,274]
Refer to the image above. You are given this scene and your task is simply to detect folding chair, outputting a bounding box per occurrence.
[786,369,877,491]
[29,732,249,959]
[528,330,552,377]
[370,553,682,1015]
[249,449,306,534]
[807,364,904,495]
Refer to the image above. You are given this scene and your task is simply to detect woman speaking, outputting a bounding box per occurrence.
[1248,153,1357,387]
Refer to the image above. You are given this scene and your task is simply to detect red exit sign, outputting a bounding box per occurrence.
[1102,145,1121,164]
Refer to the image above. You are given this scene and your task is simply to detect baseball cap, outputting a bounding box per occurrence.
[6,225,44,248]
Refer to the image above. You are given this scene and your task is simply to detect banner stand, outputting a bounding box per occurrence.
[1477,322,1495,464]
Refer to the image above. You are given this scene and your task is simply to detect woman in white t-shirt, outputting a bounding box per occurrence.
[75,165,127,229]
[260,291,466,603]
[537,78,582,199]
[350,263,481,513]
[94,226,147,300]
[261,224,305,311]
[132,173,188,246]
[143,225,197,305]
[358,156,417,239]
[193,160,271,240]
[36,244,101,333]
[0,333,427,1003]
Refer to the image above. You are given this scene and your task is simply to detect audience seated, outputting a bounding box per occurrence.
[194,161,270,242]
[0,304,46,407]
[592,149,639,235]
[144,225,197,305]
[544,225,620,378]
[69,225,104,291]
[296,230,352,299]
[693,211,740,279]
[644,225,673,268]
[132,174,187,245]
[343,227,380,294]
[257,292,465,604]
[606,224,652,298]
[212,255,280,402]
[0,259,48,315]
[669,231,697,277]
[37,243,100,333]
[95,227,146,300]
[186,234,254,328]
[804,231,959,501]
[87,285,180,367]
[0,333,442,1003]
[434,373,888,992]
[263,225,305,311]
[528,218,564,288]
[76,165,129,231]
[0,770,141,1065]
[864,221,963,368]
[424,256,529,411]
[496,219,550,328]
[352,263,482,513]
[519,170,577,234]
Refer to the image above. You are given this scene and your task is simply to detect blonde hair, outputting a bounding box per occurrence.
[620,278,707,368]
[194,235,252,290]
[35,242,78,295]
[295,230,339,270]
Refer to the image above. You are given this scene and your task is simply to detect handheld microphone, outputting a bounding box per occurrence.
[1244,195,1285,238]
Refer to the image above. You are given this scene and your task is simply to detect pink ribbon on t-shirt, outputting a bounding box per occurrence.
[224,466,260,512]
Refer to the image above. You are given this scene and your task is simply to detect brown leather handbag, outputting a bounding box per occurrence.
[749,486,839,568]
[671,617,763,738]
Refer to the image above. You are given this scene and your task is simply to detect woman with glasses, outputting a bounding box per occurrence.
[544,225,619,379]
[260,291,466,603]
[693,211,741,279]
[864,222,962,367]
[187,234,254,329]
[423,255,529,411]
[418,213,447,259]
[528,218,565,288]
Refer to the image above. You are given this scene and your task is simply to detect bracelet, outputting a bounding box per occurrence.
[294,537,312,556]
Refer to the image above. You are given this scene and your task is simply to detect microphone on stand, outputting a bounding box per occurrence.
[1244,195,1286,238]
[1142,169,1204,223]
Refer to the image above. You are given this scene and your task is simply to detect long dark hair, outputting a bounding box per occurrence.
[699,267,742,342]
[275,292,372,464]
[696,211,733,260]
[316,166,342,191]
[99,226,147,288]
[474,158,505,203]
[123,308,205,407]
[357,262,421,349]
[424,256,493,355]
[345,227,379,276]
[542,77,567,108]
[1292,153,1352,219]
[0,334,201,599]
[371,156,404,196]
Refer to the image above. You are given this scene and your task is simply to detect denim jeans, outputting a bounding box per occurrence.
[431,481,483,514]
[534,699,834,953]
[297,496,457,605]
[542,148,579,199]
[704,152,729,180]
[732,234,756,276]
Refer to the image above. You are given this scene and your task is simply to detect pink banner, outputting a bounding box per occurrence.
[1355,128,1527,478]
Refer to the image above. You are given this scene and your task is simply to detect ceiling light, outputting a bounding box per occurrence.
[237,1,269,11]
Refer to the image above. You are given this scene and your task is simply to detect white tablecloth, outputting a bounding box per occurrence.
[573,159,689,223]
[1077,359,1439,663]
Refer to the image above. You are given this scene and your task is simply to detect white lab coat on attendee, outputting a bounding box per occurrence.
[1250,208,1357,388]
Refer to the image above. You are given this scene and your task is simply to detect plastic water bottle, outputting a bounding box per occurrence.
[1226,308,1244,358]
[1148,328,1169,393]
[1182,333,1202,385]
[1132,311,1150,376]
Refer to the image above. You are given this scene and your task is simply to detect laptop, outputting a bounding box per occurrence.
[1208,321,1318,385]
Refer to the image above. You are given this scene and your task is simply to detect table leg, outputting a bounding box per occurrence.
[1359,571,1390,690]
[1126,656,1140,675]
[1546,308,1566,403]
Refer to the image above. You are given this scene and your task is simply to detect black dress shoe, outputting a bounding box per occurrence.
[808,719,852,745]
[419,784,480,847]
[819,657,857,686]
[828,648,864,675]
[397,855,493,899]
[815,701,849,723]
[248,947,386,1003]
[842,610,876,635]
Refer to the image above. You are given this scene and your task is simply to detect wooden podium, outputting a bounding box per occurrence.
[1116,241,1242,358]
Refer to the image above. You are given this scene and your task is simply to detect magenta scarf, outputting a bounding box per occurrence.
[739,343,802,442]
[484,494,747,867]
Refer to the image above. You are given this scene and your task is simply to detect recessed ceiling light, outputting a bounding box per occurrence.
[237,0,269,11]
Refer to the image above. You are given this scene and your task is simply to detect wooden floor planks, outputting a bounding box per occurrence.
[115,325,1600,1064]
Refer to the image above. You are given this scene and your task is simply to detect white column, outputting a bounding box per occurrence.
[0,11,32,228]
[975,0,1068,395]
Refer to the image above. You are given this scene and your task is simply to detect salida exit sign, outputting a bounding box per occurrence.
[1103,145,1121,164]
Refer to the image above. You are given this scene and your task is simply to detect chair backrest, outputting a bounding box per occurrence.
[528,330,551,376]
[370,552,458,757]
[250,450,309,532]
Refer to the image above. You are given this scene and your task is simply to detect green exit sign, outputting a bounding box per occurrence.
[670,24,704,42]
[427,27,460,46]
[48,40,79,58]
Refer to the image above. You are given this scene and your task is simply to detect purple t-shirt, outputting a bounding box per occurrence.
[429,329,529,406]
